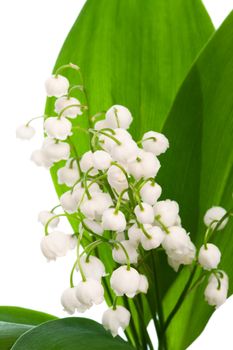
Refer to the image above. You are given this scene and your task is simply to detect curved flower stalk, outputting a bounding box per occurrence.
[16,63,232,349]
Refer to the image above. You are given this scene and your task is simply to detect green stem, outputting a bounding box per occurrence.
[151,252,167,350]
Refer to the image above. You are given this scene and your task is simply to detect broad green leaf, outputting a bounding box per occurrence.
[0,307,57,349]
[161,12,233,350]
[12,317,134,350]
[45,0,214,345]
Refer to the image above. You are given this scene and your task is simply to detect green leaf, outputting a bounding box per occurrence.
[12,317,134,350]
[161,11,233,350]
[0,307,57,349]
[44,0,214,345]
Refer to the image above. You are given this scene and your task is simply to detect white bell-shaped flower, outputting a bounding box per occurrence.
[102,208,126,232]
[99,128,132,153]
[208,271,229,289]
[204,281,228,308]
[140,182,162,205]
[61,287,87,314]
[167,257,182,272]
[162,226,196,267]
[83,219,104,235]
[110,139,139,164]
[134,203,154,224]
[93,150,112,170]
[44,117,72,141]
[102,306,130,337]
[112,240,138,264]
[154,199,179,227]
[107,165,128,193]
[138,274,149,294]
[128,150,160,180]
[94,119,110,130]
[16,125,35,140]
[31,149,54,168]
[80,151,98,175]
[40,231,76,261]
[141,226,165,251]
[57,161,80,187]
[55,96,82,118]
[142,131,169,156]
[60,191,78,214]
[128,223,148,243]
[73,181,101,204]
[198,243,221,270]
[105,105,133,129]
[110,265,140,297]
[38,210,59,228]
[75,278,104,308]
[204,206,228,230]
[43,139,70,162]
[45,75,69,97]
[78,255,106,280]
[80,193,113,221]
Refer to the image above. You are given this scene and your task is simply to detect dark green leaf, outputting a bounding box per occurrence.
[0,307,57,349]
[12,317,134,350]
[161,12,233,350]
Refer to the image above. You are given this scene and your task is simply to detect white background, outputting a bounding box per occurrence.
[1,1,233,349]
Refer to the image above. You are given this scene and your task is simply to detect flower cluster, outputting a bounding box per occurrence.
[17,63,232,337]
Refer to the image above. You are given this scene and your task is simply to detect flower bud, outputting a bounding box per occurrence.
[75,278,104,308]
[102,306,130,337]
[154,199,179,227]
[112,240,138,264]
[128,150,160,180]
[204,206,228,230]
[102,208,126,232]
[61,287,87,314]
[93,150,112,170]
[106,105,133,129]
[40,231,76,261]
[45,75,69,97]
[78,255,106,281]
[142,131,169,156]
[198,243,221,270]
[110,266,140,297]
[44,117,72,141]
[134,203,154,224]
[55,96,82,118]
[141,226,164,250]
[16,125,35,140]
[140,182,162,205]
[38,210,59,228]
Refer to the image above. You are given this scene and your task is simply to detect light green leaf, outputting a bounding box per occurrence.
[12,317,134,350]
[0,307,57,349]
[161,12,233,350]
[45,0,214,346]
